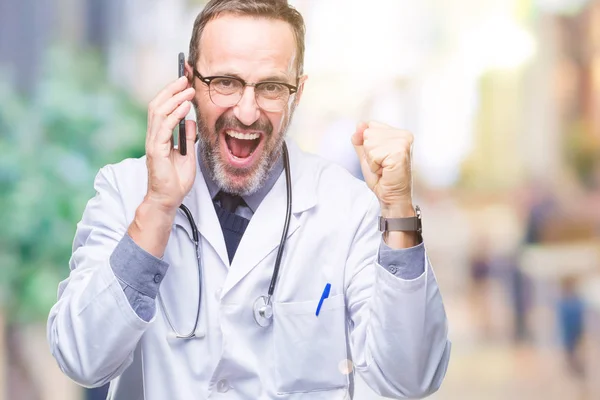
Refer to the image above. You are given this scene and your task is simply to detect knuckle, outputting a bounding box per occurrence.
[177,104,187,117]
[161,119,173,133]
[363,128,371,141]
[146,140,155,153]
[397,139,409,152]
[399,130,414,142]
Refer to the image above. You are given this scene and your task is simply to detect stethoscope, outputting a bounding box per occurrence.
[160,143,292,339]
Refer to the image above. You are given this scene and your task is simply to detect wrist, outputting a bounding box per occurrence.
[133,199,177,232]
[143,193,181,215]
[128,199,176,258]
[380,200,415,218]
[379,203,422,249]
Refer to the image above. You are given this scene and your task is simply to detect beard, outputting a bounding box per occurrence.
[194,104,295,196]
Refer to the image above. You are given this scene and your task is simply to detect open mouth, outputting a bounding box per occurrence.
[224,130,262,160]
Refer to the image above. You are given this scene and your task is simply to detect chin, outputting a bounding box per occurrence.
[213,157,268,196]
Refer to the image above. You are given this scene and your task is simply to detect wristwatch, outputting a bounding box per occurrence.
[378,205,422,234]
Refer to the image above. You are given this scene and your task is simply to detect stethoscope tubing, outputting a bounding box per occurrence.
[160,202,202,339]
[161,142,292,336]
[267,143,292,297]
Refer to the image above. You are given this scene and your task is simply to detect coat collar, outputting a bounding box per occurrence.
[173,139,318,279]
[199,149,284,213]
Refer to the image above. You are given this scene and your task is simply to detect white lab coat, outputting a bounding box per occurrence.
[47,140,450,400]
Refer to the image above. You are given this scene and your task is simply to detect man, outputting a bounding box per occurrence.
[47,1,451,398]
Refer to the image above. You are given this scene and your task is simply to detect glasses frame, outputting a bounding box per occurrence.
[193,69,298,111]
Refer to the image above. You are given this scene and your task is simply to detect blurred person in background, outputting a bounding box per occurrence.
[46,0,450,398]
[468,238,493,340]
[556,276,584,377]
[510,182,557,343]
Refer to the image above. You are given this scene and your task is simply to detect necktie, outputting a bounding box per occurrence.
[215,191,249,263]
[218,191,245,214]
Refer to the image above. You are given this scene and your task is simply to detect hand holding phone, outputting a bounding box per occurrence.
[178,52,187,155]
[142,53,196,215]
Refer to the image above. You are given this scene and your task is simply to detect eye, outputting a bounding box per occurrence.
[212,78,242,93]
[265,83,280,92]
[258,83,287,98]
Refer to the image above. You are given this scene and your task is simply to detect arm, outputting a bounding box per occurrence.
[47,75,197,387]
[378,239,425,280]
[112,233,170,322]
[47,167,153,387]
[345,196,451,399]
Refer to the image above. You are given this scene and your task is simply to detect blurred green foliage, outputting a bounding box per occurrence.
[0,46,146,323]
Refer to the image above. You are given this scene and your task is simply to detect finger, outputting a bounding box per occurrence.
[154,100,192,148]
[351,121,369,166]
[365,147,385,175]
[173,119,198,164]
[149,76,189,114]
[368,120,393,129]
[184,119,197,155]
[351,121,369,147]
[147,77,190,135]
[154,87,195,121]
[149,87,195,143]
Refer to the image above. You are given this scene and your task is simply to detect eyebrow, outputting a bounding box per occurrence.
[212,71,291,83]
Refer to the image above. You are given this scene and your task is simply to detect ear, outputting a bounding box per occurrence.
[293,74,308,108]
[185,61,194,86]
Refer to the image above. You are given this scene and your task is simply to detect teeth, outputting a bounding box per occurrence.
[226,130,260,140]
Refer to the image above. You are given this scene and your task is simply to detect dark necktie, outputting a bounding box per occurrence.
[215,191,249,263]
[218,191,245,213]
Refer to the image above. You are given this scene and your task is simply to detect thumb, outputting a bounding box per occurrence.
[352,121,377,187]
[368,120,392,129]
[351,121,369,157]
[185,119,197,147]
[181,119,197,161]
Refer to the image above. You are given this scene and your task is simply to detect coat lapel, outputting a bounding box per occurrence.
[222,140,317,295]
[173,147,229,268]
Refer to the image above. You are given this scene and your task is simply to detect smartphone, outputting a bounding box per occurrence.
[178,52,187,155]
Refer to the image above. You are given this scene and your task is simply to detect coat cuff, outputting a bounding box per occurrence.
[377,239,425,280]
[109,233,170,299]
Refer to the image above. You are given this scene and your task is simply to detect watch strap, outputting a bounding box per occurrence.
[378,206,422,233]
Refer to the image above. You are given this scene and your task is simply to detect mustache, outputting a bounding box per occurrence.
[214,113,273,136]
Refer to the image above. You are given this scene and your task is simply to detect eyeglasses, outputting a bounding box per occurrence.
[193,69,298,113]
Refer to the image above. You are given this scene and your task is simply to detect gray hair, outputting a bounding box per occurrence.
[188,0,306,77]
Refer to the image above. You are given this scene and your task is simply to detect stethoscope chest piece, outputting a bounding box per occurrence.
[253,295,274,327]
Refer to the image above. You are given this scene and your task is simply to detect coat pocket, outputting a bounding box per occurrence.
[273,294,348,394]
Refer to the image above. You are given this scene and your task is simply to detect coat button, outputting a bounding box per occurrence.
[153,273,162,283]
[216,379,230,393]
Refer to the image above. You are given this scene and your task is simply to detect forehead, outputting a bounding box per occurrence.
[198,14,297,78]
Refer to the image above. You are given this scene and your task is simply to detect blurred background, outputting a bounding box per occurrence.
[1,0,600,399]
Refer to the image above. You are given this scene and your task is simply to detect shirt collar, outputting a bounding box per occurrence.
[198,147,284,213]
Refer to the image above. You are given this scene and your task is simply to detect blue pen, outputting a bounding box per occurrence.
[315,283,331,317]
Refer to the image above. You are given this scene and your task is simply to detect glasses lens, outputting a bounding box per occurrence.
[256,83,290,112]
[209,77,243,107]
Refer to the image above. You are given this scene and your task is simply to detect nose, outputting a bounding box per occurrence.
[233,86,261,127]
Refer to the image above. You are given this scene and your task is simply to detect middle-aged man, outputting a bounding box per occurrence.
[48,1,451,398]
